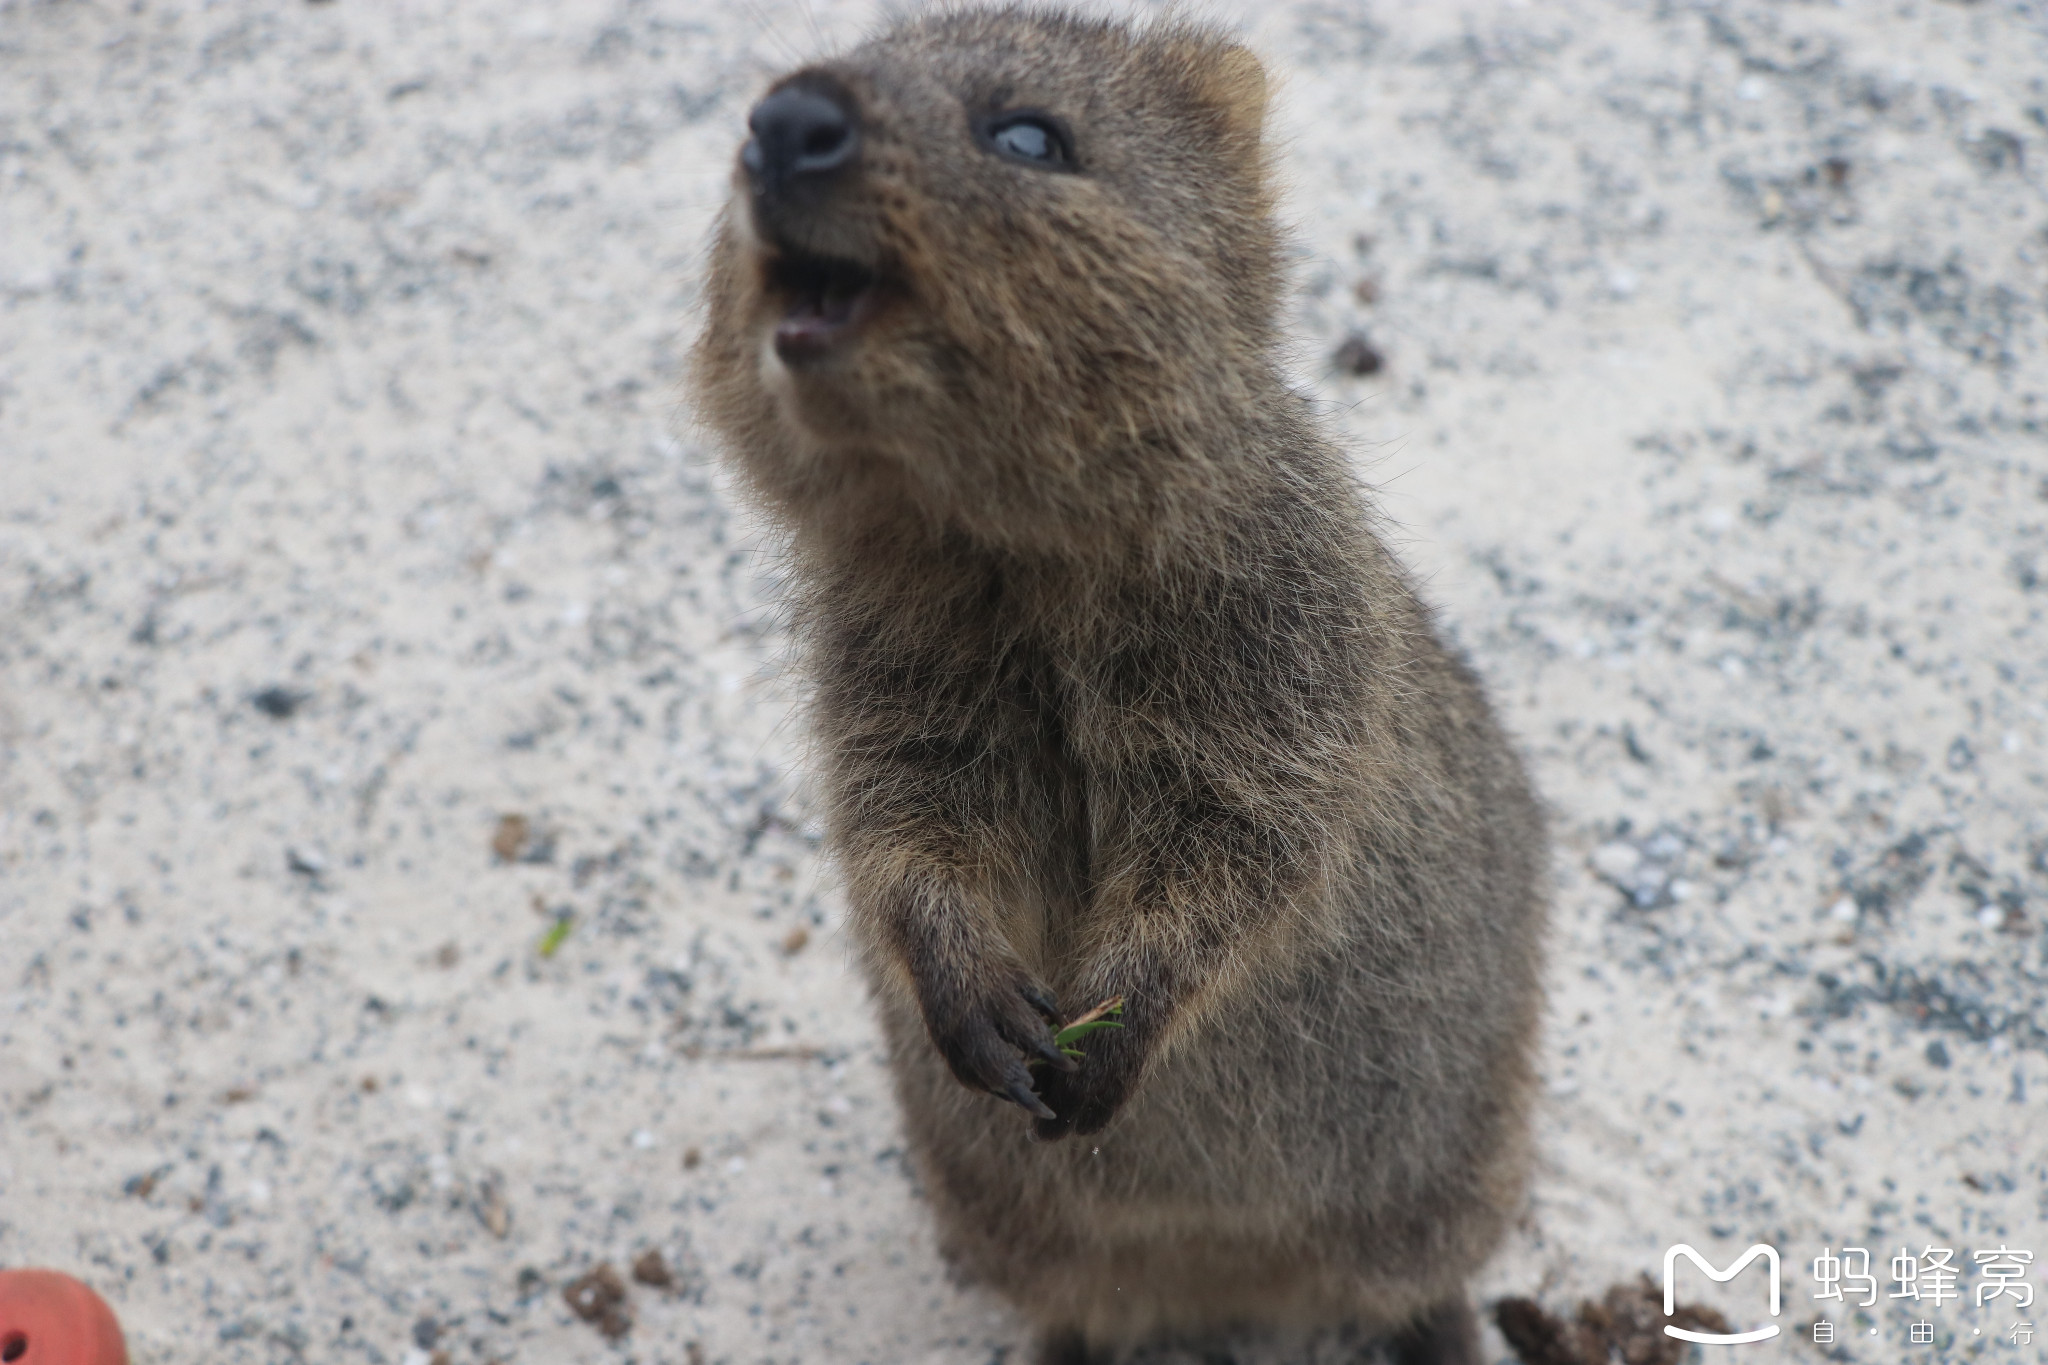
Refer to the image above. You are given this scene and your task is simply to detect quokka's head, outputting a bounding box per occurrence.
[691,6,1280,553]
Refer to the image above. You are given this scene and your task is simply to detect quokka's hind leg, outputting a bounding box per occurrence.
[1384,1297,1482,1365]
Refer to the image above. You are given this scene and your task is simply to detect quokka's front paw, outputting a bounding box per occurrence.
[1030,1018,1138,1140]
[920,967,1075,1120]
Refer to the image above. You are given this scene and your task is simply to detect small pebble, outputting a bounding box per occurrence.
[491,813,530,862]
[563,1263,632,1340]
[251,685,306,718]
[1332,331,1383,376]
[632,1248,675,1289]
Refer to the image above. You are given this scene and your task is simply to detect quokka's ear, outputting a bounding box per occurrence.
[1206,41,1270,145]
[1160,32,1270,147]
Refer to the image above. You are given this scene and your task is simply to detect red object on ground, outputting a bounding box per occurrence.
[0,1270,128,1365]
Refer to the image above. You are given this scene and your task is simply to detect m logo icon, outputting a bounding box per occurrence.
[1662,1243,1783,1345]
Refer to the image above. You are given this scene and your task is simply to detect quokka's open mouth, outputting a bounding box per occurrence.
[766,251,878,363]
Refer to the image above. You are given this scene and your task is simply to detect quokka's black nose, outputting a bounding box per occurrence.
[743,84,858,195]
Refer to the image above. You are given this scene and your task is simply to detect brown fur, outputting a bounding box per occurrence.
[689,7,1546,1360]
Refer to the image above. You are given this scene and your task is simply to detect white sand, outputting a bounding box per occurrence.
[3,2,2044,1362]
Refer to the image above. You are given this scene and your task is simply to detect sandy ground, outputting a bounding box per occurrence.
[3,1,2046,1362]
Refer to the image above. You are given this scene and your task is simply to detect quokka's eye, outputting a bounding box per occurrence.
[979,112,1076,170]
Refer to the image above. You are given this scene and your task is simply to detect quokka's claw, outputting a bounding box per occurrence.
[1020,981,1061,1021]
[1002,1073,1056,1120]
[1029,1034,1081,1071]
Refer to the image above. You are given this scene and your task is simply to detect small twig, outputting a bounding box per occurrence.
[1043,995,1126,1063]
[1058,995,1125,1035]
